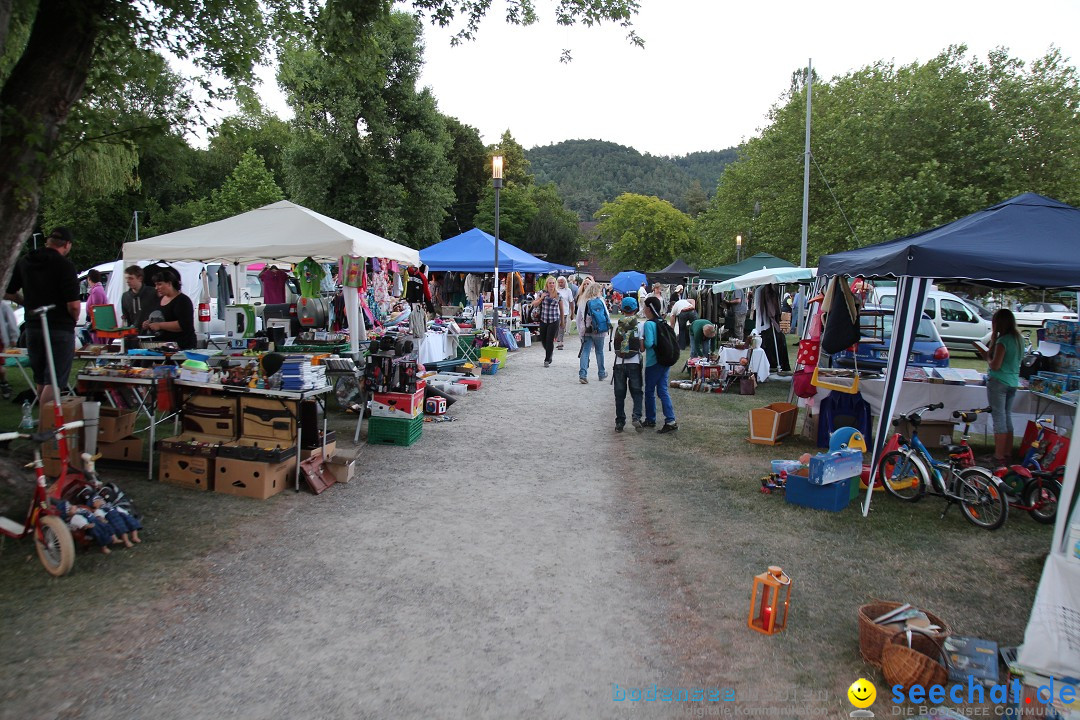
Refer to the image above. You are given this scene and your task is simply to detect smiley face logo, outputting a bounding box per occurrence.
[848,678,876,708]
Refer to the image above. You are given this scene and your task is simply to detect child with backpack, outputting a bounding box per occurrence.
[643,295,679,434]
[576,282,610,384]
[612,296,644,433]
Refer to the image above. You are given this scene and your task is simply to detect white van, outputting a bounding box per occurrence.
[873,288,992,353]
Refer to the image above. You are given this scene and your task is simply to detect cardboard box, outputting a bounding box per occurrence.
[214,456,290,499]
[301,439,336,460]
[371,389,424,420]
[97,407,138,443]
[42,435,83,469]
[159,452,214,491]
[218,437,297,463]
[325,451,358,484]
[240,396,298,443]
[182,395,239,438]
[40,396,84,430]
[896,419,954,448]
[98,436,143,461]
[42,456,85,478]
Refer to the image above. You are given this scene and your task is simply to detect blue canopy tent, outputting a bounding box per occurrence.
[420,228,572,273]
[819,193,1080,678]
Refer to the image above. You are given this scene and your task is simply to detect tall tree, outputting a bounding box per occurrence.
[440,116,487,237]
[193,148,284,225]
[0,0,640,287]
[594,193,697,272]
[281,12,454,247]
[697,46,1080,266]
[524,183,581,266]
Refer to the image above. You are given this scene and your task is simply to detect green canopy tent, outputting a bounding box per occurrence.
[698,253,795,282]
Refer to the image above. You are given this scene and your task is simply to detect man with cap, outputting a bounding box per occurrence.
[5,227,80,406]
[612,296,644,433]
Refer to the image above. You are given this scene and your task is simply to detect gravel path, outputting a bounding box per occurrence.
[57,340,681,719]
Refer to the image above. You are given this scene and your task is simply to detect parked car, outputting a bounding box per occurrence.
[1013,302,1078,328]
[830,306,949,370]
[951,293,995,320]
[874,289,991,353]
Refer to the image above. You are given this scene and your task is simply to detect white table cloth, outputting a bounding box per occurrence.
[818,379,1072,436]
[716,346,771,383]
[418,332,455,366]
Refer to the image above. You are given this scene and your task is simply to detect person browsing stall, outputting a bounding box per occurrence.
[642,296,678,434]
[121,265,159,329]
[531,276,562,367]
[143,271,197,350]
[690,319,717,359]
[977,308,1023,466]
[4,227,80,406]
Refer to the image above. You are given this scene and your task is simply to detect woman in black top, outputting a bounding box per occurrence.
[144,271,197,349]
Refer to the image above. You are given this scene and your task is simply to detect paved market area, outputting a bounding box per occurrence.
[49,342,682,720]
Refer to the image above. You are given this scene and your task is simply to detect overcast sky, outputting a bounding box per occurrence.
[252,0,1078,157]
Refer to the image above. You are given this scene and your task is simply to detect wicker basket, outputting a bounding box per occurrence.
[858,601,951,667]
[882,630,949,690]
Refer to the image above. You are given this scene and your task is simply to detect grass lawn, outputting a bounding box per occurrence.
[618,346,1051,711]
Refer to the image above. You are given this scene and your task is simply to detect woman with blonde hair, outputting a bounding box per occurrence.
[575,280,610,383]
[531,276,562,367]
[555,275,574,350]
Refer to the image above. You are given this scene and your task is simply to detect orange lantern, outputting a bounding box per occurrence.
[747,566,792,635]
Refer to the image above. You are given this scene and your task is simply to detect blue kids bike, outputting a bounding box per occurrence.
[877,403,1009,530]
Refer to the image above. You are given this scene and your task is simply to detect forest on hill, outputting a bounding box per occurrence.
[526,140,737,220]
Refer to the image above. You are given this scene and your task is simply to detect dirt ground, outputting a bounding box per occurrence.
[1,341,702,720]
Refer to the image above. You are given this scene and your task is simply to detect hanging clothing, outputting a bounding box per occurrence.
[464,274,482,305]
[296,258,326,298]
[259,266,289,304]
[216,267,232,320]
[341,256,365,288]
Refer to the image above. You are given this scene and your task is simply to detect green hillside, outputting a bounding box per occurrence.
[526,139,737,220]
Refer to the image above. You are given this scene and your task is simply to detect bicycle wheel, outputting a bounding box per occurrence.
[878,450,928,502]
[35,515,75,577]
[1025,478,1061,525]
[958,468,1009,530]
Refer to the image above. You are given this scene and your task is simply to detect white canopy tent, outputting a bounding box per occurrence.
[122,201,421,353]
[711,266,817,292]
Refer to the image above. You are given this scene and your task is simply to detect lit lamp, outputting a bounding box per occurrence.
[748,565,792,635]
[736,234,743,263]
[492,155,504,322]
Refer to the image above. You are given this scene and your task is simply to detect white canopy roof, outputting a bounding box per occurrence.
[711,266,817,292]
[122,201,420,266]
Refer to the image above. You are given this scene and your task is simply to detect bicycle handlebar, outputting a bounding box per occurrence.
[0,419,85,444]
[952,406,992,419]
[891,402,945,426]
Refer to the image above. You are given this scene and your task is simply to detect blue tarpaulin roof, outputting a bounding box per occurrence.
[818,193,1080,289]
[420,228,573,274]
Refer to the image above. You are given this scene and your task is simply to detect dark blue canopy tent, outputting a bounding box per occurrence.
[420,228,573,273]
[820,192,1080,680]
[818,193,1080,289]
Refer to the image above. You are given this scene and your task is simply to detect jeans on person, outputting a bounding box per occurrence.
[26,325,75,389]
[556,317,567,344]
[538,321,559,362]
[644,363,676,425]
[677,310,698,350]
[579,334,607,380]
[733,314,748,341]
[613,362,643,427]
[690,335,713,359]
[987,377,1018,434]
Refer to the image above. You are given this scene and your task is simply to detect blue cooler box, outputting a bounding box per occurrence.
[785,474,852,512]
[808,449,863,486]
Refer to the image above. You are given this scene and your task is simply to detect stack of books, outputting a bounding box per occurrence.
[280,356,327,391]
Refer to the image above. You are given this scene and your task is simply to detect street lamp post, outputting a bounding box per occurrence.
[736,234,743,263]
[492,155,503,327]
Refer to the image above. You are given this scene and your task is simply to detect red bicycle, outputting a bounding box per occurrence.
[0,420,90,575]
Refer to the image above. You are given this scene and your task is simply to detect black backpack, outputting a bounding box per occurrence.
[1020,352,1046,379]
[651,319,680,367]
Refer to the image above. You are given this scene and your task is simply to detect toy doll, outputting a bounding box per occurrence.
[56,500,117,554]
[91,495,142,546]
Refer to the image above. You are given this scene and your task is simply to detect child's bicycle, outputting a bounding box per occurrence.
[973,417,1063,525]
[876,402,1009,530]
[0,420,86,575]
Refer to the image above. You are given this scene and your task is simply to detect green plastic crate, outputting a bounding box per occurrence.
[367,415,423,447]
[457,334,482,360]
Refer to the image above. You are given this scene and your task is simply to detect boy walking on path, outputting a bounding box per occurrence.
[643,296,678,434]
[612,297,644,433]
